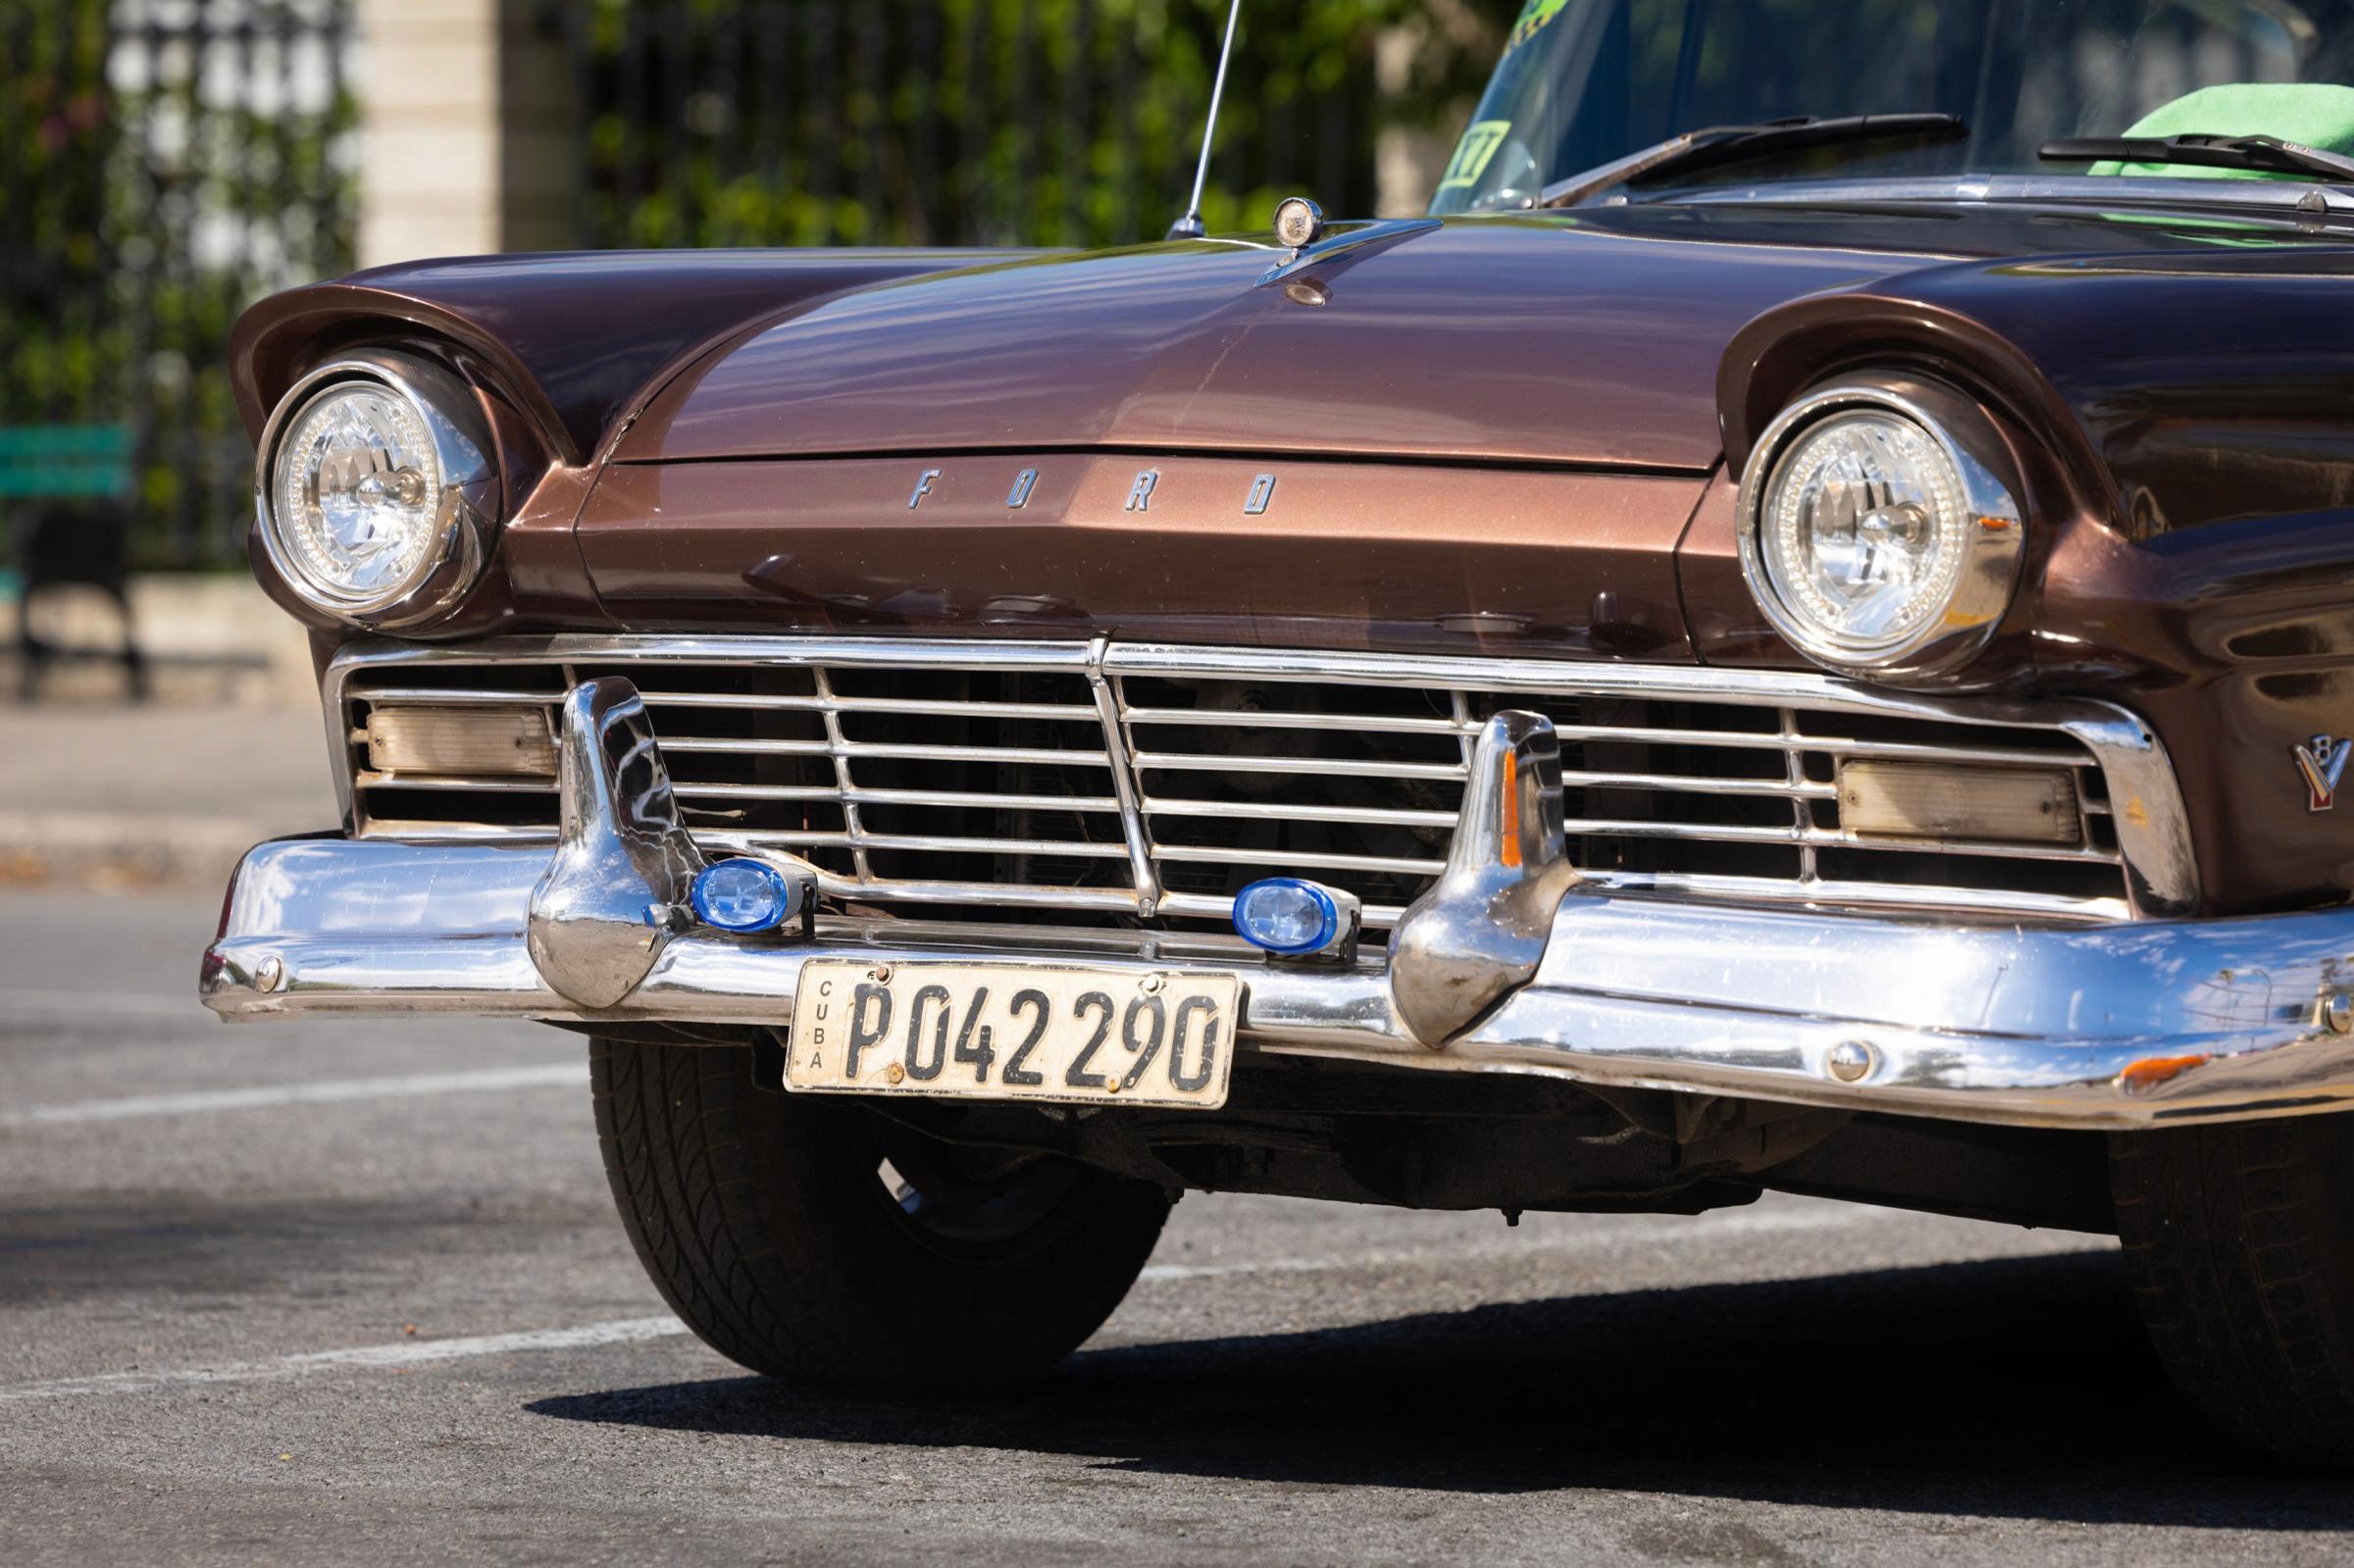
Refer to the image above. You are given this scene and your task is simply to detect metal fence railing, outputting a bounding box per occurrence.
[1,0,360,572]
[553,0,1452,251]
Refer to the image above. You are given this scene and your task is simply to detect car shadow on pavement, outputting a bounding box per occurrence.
[527,1246,2354,1528]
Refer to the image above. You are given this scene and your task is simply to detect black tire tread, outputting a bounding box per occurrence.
[2111,1115,2354,1467]
[592,1038,821,1376]
[591,1037,1168,1384]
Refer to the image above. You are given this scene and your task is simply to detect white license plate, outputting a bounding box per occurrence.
[786,961,1241,1110]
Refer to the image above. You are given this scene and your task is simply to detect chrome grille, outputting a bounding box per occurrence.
[332,636,2158,926]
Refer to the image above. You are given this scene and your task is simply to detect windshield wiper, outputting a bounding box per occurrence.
[1538,114,1967,209]
[2038,133,2354,183]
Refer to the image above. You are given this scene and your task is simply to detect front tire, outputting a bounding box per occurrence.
[2112,1113,2354,1467]
[590,1037,1170,1384]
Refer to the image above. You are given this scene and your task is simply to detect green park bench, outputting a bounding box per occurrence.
[0,423,136,501]
[0,423,146,699]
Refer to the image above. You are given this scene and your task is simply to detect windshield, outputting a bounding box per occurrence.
[1430,0,2354,212]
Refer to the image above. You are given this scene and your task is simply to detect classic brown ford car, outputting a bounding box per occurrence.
[203,1,2354,1464]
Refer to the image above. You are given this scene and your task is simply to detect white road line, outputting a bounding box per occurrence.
[0,988,201,1023]
[0,1317,691,1404]
[0,1063,588,1127]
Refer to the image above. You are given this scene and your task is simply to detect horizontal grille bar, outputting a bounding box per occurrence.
[1123,704,1468,735]
[1548,724,2091,767]
[658,736,1112,767]
[745,831,1134,860]
[1132,751,1468,782]
[641,691,1100,722]
[350,685,562,707]
[1141,795,1461,829]
[1558,770,1838,799]
[671,782,1123,813]
[333,635,2156,931]
[1151,842,1449,878]
[1558,817,2126,864]
[353,772,554,794]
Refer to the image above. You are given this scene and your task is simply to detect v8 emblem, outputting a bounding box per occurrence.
[2293,733,2354,812]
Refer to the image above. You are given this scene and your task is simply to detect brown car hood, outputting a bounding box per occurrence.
[617,216,1946,472]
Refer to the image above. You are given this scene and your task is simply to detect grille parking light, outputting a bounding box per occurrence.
[363,706,555,778]
[1838,760,2080,845]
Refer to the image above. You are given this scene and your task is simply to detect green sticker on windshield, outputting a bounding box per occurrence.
[1438,120,1513,191]
[1507,0,1570,49]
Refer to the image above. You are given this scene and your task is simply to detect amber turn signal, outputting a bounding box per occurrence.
[2118,1054,2212,1095]
[1498,756,1521,869]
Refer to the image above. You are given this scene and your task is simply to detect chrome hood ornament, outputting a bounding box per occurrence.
[1272,195,1325,252]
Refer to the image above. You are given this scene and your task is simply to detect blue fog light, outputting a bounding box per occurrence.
[1233,878,1341,955]
[691,858,799,934]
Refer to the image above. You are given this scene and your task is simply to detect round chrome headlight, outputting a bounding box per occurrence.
[255,355,495,628]
[1736,382,2023,679]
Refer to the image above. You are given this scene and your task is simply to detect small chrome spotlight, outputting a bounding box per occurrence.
[691,858,809,935]
[1232,877,1360,961]
[1272,195,1325,250]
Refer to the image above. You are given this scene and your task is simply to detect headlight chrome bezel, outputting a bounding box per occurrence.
[253,352,499,629]
[1735,379,2025,682]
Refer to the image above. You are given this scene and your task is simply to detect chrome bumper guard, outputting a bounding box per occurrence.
[199,680,2354,1131]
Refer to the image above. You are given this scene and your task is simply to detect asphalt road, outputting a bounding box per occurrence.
[5,886,2353,1565]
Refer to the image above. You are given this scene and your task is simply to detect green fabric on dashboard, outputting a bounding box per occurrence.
[2093,82,2354,177]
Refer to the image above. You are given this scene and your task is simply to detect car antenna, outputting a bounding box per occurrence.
[1165,0,1245,240]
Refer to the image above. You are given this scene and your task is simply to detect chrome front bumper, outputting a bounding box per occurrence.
[197,679,2354,1131]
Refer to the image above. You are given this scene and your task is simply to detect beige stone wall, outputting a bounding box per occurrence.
[355,0,576,269]
[1373,6,1495,219]
[496,3,581,254]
